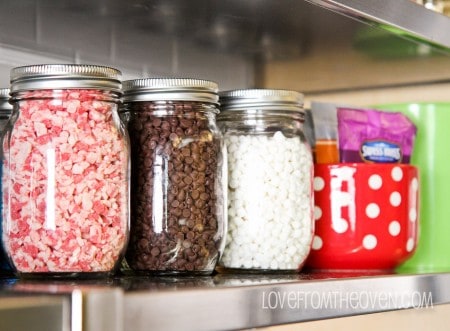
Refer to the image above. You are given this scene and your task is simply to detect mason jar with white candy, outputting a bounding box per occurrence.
[217,89,314,272]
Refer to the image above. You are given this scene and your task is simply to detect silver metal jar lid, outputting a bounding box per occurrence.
[10,64,122,93]
[219,89,304,112]
[0,88,12,113]
[122,78,219,104]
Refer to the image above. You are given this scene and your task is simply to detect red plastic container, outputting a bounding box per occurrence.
[306,163,419,271]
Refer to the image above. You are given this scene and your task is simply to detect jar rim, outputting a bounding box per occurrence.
[217,108,305,123]
[219,89,304,113]
[122,78,219,104]
[10,64,122,94]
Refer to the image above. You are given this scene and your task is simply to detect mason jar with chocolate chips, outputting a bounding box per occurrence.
[121,78,226,275]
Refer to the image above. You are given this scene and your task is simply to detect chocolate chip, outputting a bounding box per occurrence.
[183,176,193,185]
[180,119,193,128]
[182,209,191,218]
[175,127,184,136]
[191,190,200,199]
[124,102,223,275]
[160,130,170,139]
[181,148,190,157]
[161,121,170,131]
[195,199,205,208]
[177,190,185,201]
[151,247,161,257]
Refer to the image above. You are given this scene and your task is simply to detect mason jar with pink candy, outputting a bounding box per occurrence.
[2,64,130,278]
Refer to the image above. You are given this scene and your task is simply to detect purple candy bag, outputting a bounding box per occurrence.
[337,107,417,163]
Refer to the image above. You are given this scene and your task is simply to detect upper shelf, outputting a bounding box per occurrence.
[2,0,449,58]
[0,0,449,92]
[260,0,450,92]
[308,0,450,50]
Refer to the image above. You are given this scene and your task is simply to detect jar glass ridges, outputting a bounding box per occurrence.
[2,64,129,278]
[0,88,13,274]
[218,89,314,272]
[121,78,226,275]
[0,88,12,133]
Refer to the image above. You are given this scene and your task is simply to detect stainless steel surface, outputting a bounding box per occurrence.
[0,272,448,330]
[307,0,450,49]
[82,288,124,331]
[5,280,124,331]
[31,0,449,54]
[0,1,449,330]
[0,0,449,92]
[121,273,449,331]
[0,295,70,331]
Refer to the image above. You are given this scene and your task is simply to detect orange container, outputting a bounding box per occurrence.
[315,139,339,164]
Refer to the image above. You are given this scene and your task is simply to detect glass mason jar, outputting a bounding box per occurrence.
[0,89,12,132]
[0,88,13,274]
[2,64,129,278]
[217,89,313,272]
[121,78,226,276]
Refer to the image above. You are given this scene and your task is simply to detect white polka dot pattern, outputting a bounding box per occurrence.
[314,176,325,191]
[389,221,401,236]
[412,177,419,191]
[390,191,401,207]
[368,174,382,190]
[312,236,323,250]
[363,234,377,250]
[406,238,415,252]
[310,164,418,270]
[314,206,322,221]
[332,218,348,234]
[391,166,403,182]
[365,203,380,219]
[409,208,417,222]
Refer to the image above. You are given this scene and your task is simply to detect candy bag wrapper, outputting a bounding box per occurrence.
[337,107,417,163]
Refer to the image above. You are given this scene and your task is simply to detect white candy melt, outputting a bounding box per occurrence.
[220,131,313,270]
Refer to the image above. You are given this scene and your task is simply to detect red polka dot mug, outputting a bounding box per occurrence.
[306,163,419,271]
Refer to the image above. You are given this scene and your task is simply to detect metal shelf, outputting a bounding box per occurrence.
[0,1,449,331]
[121,272,450,331]
[1,272,449,331]
[0,0,449,91]
[307,0,450,50]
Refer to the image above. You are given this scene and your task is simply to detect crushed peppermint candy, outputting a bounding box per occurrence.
[2,89,129,274]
